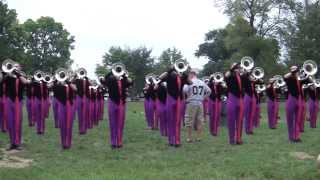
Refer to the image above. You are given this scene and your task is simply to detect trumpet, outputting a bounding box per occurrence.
[314,79,320,88]
[76,68,87,79]
[240,56,254,72]
[174,59,189,74]
[255,84,266,93]
[111,62,126,78]
[251,67,264,80]
[303,60,317,77]
[55,68,69,82]
[2,59,17,74]
[34,70,44,82]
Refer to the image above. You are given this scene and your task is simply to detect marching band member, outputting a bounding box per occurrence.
[96,86,105,122]
[31,71,46,134]
[143,75,157,129]
[208,73,226,136]
[266,78,281,129]
[52,80,60,128]
[183,69,211,142]
[155,81,168,136]
[253,80,264,128]
[101,63,133,149]
[242,71,257,135]
[2,60,29,150]
[158,60,191,147]
[52,69,77,149]
[74,68,90,134]
[307,81,319,128]
[0,71,7,132]
[225,63,244,145]
[284,66,304,142]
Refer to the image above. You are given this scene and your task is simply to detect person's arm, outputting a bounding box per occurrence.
[19,75,31,84]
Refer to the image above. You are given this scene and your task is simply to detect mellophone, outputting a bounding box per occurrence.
[0,56,319,150]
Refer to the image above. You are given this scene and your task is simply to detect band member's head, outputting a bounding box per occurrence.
[290,65,298,75]
[189,69,198,80]
[230,62,240,72]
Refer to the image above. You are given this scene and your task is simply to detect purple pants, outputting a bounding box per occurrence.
[52,98,60,128]
[254,102,261,128]
[299,100,306,132]
[7,99,23,146]
[1,97,7,132]
[144,99,156,128]
[286,95,301,141]
[108,100,126,147]
[76,96,88,134]
[208,99,222,136]
[267,98,279,129]
[58,100,74,149]
[166,95,181,146]
[156,100,167,136]
[34,98,45,134]
[226,93,244,144]
[308,99,318,128]
[26,97,34,127]
[244,95,256,134]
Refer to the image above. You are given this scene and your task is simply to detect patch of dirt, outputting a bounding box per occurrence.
[0,148,33,168]
[290,152,315,160]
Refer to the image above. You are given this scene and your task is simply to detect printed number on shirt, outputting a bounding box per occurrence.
[192,86,204,95]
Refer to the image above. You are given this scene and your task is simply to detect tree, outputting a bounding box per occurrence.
[288,2,320,66]
[96,46,155,96]
[22,16,75,74]
[214,0,301,38]
[153,47,185,74]
[0,1,26,65]
[198,17,284,79]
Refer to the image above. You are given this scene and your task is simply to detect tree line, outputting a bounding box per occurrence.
[1,0,320,96]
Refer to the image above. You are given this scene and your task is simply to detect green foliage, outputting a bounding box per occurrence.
[1,102,320,179]
[198,17,284,78]
[153,47,185,74]
[22,17,75,74]
[0,1,26,65]
[98,46,155,96]
[288,2,320,66]
[0,1,75,74]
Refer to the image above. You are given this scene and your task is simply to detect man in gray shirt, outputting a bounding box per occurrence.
[183,69,211,142]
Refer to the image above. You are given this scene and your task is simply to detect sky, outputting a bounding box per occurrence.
[8,0,229,78]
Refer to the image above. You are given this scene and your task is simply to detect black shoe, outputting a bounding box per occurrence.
[236,141,243,145]
[174,144,181,148]
[111,145,117,149]
[6,144,17,151]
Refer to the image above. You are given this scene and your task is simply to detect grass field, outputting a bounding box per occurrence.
[0,102,320,180]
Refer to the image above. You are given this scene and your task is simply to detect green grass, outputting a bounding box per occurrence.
[0,102,320,180]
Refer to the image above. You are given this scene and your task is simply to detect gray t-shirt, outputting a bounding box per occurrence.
[183,78,211,106]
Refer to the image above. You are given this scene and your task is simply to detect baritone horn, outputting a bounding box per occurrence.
[213,72,224,83]
[303,60,317,76]
[76,68,87,79]
[43,73,54,84]
[34,70,44,82]
[111,63,126,78]
[2,59,17,74]
[252,67,264,80]
[255,84,266,93]
[273,75,285,88]
[55,68,69,82]
[240,56,254,72]
[145,73,155,85]
[174,59,189,74]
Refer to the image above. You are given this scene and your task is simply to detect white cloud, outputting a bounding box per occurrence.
[8,0,228,78]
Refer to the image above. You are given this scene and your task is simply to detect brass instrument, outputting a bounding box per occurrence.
[55,68,69,82]
[2,59,17,74]
[273,75,286,88]
[303,60,317,76]
[34,70,44,82]
[255,84,266,93]
[213,72,224,83]
[111,63,126,78]
[43,73,54,84]
[76,68,87,79]
[240,56,254,72]
[252,67,264,80]
[174,59,189,74]
[145,73,156,85]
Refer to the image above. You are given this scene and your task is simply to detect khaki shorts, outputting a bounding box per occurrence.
[185,103,204,128]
